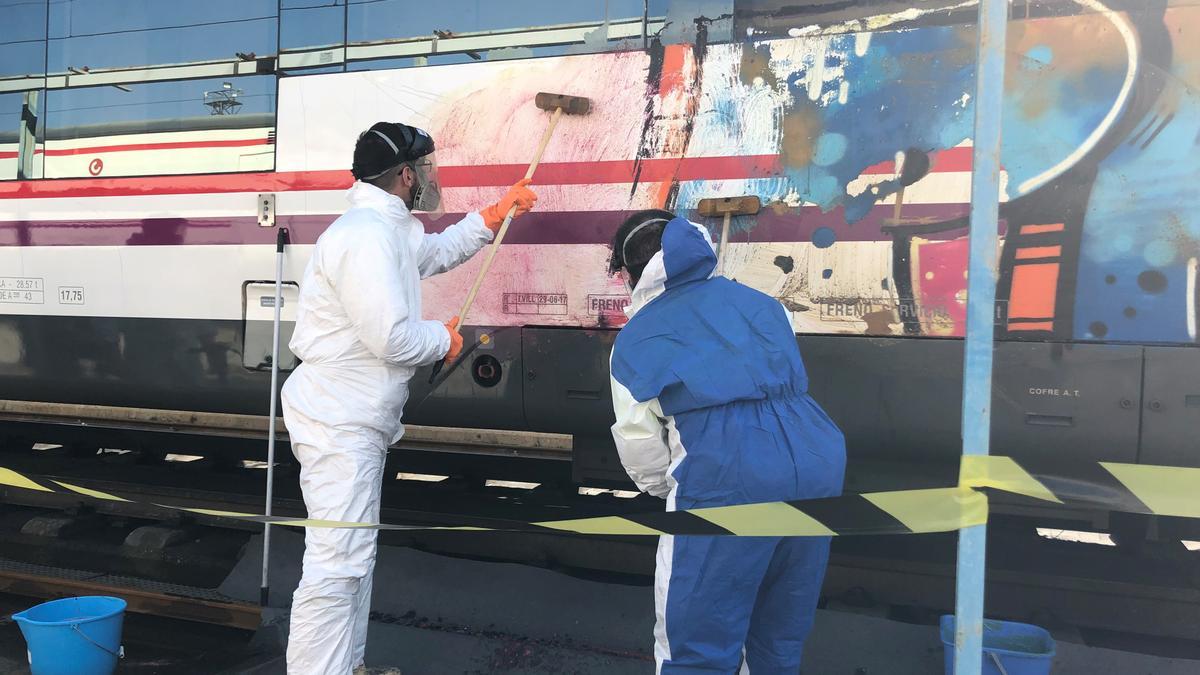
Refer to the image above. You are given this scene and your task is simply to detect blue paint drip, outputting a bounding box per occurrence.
[845,177,901,223]
[813,133,848,167]
[812,227,836,249]
[1025,45,1053,65]
[1144,240,1176,267]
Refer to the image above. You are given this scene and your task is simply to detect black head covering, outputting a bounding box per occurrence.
[609,208,674,281]
[351,122,436,180]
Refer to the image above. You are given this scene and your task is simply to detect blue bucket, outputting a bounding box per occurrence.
[940,615,1055,675]
[12,596,126,675]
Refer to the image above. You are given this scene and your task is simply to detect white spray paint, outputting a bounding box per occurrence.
[788,0,977,38]
[766,37,852,106]
[854,32,872,57]
[1188,257,1198,341]
[1016,0,1138,195]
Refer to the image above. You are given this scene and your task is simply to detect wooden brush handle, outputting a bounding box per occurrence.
[716,212,732,276]
[457,106,563,323]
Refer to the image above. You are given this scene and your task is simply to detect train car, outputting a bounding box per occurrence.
[2,0,1199,517]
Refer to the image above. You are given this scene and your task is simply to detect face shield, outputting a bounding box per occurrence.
[406,153,444,219]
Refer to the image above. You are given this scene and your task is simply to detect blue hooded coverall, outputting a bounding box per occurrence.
[609,217,847,674]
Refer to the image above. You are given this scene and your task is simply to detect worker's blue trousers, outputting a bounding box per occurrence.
[654,534,831,674]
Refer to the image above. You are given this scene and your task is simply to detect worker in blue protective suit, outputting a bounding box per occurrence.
[607,210,847,674]
[282,122,536,675]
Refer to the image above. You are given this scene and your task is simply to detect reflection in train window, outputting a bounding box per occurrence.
[648,0,733,46]
[346,0,647,64]
[46,0,278,73]
[281,0,346,55]
[0,0,49,78]
[0,91,44,181]
[42,76,276,179]
[343,46,589,73]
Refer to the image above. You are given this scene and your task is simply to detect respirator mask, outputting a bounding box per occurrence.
[405,154,443,216]
[353,122,443,217]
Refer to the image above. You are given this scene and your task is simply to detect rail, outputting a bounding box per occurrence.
[0,399,573,460]
[0,558,260,630]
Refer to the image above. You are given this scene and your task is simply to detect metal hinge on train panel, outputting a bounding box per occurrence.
[258,194,276,228]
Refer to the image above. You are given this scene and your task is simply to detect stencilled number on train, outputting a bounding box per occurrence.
[0,278,45,304]
[58,287,85,305]
[0,277,42,291]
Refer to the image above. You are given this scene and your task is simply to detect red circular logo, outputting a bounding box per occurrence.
[88,158,104,176]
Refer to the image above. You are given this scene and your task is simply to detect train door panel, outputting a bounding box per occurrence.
[991,342,1142,465]
[521,327,619,484]
[241,281,299,372]
[1139,346,1200,468]
[800,335,965,464]
[523,327,617,437]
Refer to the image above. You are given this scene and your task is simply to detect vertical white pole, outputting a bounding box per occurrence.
[261,227,288,606]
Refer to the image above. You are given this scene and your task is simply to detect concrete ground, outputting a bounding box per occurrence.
[1,528,1195,673]
[215,530,1200,675]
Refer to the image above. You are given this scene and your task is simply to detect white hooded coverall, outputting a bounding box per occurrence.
[281,181,493,674]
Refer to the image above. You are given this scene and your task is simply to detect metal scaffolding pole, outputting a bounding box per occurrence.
[955,0,1008,672]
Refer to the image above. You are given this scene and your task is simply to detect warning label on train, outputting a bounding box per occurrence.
[587,295,630,315]
[503,293,567,315]
[0,278,44,305]
[819,297,950,323]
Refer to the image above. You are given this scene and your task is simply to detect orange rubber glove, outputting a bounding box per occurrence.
[480,178,538,233]
[443,317,463,362]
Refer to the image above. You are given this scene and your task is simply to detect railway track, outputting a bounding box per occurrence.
[0,558,259,630]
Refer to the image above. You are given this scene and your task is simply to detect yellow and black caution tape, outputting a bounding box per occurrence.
[961,456,1200,520]
[0,456,1195,537]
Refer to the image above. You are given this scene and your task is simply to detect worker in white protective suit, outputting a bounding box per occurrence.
[281,121,537,674]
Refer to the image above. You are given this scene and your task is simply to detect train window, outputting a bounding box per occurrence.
[649,0,733,45]
[344,0,648,67]
[42,75,276,179]
[280,0,346,72]
[343,46,590,73]
[346,56,467,73]
[46,1,278,74]
[0,90,44,181]
[0,0,48,79]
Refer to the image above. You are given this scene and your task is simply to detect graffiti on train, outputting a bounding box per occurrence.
[276,3,1194,341]
[5,2,1196,345]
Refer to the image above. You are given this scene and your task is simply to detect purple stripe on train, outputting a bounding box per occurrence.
[0,204,973,247]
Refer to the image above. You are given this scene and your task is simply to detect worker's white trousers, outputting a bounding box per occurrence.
[286,430,387,675]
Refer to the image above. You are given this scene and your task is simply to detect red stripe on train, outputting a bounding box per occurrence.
[0,138,270,160]
[41,137,273,157]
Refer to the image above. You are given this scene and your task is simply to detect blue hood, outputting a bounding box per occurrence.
[662,217,717,290]
[613,216,814,416]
